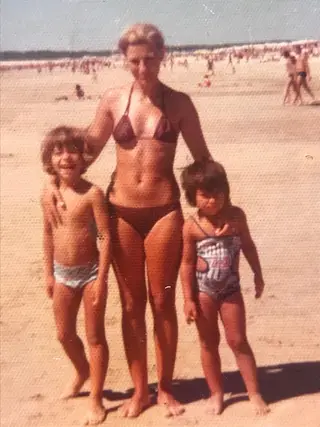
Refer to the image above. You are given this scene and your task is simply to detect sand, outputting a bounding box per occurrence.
[1,57,320,427]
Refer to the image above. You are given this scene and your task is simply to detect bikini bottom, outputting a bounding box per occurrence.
[108,201,181,239]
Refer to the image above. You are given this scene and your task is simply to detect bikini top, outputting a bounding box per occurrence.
[113,84,179,145]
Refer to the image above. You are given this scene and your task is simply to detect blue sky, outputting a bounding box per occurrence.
[1,0,319,51]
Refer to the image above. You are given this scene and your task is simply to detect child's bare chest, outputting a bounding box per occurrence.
[58,194,92,226]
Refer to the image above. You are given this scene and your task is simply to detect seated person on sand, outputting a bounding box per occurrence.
[54,84,91,102]
[198,74,212,88]
[75,84,85,99]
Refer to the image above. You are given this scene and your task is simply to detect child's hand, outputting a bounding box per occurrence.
[93,279,107,307]
[254,275,265,299]
[46,276,55,299]
[215,223,234,236]
[184,300,198,324]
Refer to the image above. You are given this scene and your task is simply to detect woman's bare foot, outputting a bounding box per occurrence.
[206,393,224,415]
[60,370,89,400]
[158,390,185,417]
[249,393,270,415]
[119,393,150,418]
[84,400,107,425]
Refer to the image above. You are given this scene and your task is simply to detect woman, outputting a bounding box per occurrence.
[44,23,212,418]
[282,50,301,105]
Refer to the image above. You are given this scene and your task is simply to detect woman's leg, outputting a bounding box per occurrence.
[283,80,291,105]
[53,283,89,399]
[144,208,185,416]
[111,217,149,417]
[220,292,269,414]
[301,77,315,100]
[292,79,303,104]
[196,292,223,414]
[82,281,108,425]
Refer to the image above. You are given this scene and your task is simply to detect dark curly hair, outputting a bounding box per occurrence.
[41,125,86,176]
[181,159,231,206]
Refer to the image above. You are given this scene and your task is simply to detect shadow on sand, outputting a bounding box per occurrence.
[94,361,320,407]
[305,100,320,106]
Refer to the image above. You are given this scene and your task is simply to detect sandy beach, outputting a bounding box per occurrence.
[1,57,320,427]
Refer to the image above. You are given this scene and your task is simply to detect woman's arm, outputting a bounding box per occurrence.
[84,91,115,166]
[42,91,114,225]
[90,186,112,306]
[179,93,213,161]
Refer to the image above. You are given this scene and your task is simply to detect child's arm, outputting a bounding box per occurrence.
[91,187,111,306]
[180,219,199,323]
[238,209,265,298]
[41,198,55,298]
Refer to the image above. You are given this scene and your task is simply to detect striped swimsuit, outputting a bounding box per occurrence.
[192,216,242,300]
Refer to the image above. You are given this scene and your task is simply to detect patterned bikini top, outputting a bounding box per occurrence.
[113,84,179,145]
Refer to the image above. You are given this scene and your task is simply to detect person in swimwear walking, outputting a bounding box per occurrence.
[294,45,315,103]
[41,126,111,425]
[282,50,302,105]
[180,159,269,416]
[42,23,212,418]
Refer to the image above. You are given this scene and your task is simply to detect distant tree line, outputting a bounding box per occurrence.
[0,40,293,61]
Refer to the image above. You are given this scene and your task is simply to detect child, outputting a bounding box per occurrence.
[180,159,270,416]
[40,126,111,425]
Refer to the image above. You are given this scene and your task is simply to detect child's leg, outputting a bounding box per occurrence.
[53,283,89,399]
[82,281,109,425]
[220,292,269,414]
[196,292,224,415]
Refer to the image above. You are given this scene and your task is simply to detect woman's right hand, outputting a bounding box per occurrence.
[184,299,199,324]
[41,181,65,227]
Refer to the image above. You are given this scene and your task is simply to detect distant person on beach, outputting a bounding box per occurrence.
[207,55,215,76]
[41,126,111,425]
[180,159,270,416]
[282,50,302,105]
[43,23,212,419]
[54,84,91,102]
[227,52,236,74]
[92,68,98,82]
[198,74,212,88]
[295,45,316,103]
[75,84,85,99]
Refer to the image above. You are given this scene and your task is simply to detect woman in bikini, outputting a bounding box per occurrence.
[43,23,212,418]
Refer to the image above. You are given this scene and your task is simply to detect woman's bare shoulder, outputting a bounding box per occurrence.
[100,84,132,107]
[163,84,189,101]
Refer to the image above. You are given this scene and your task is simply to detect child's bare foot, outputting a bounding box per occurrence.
[158,390,185,417]
[84,400,107,425]
[206,393,224,415]
[60,371,89,400]
[249,393,270,415]
[119,393,150,418]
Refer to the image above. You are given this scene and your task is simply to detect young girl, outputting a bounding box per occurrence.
[180,159,270,416]
[41,126,111,425]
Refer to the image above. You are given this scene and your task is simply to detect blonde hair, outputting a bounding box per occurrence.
[118,23,165,54]
[41,125,86,175]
